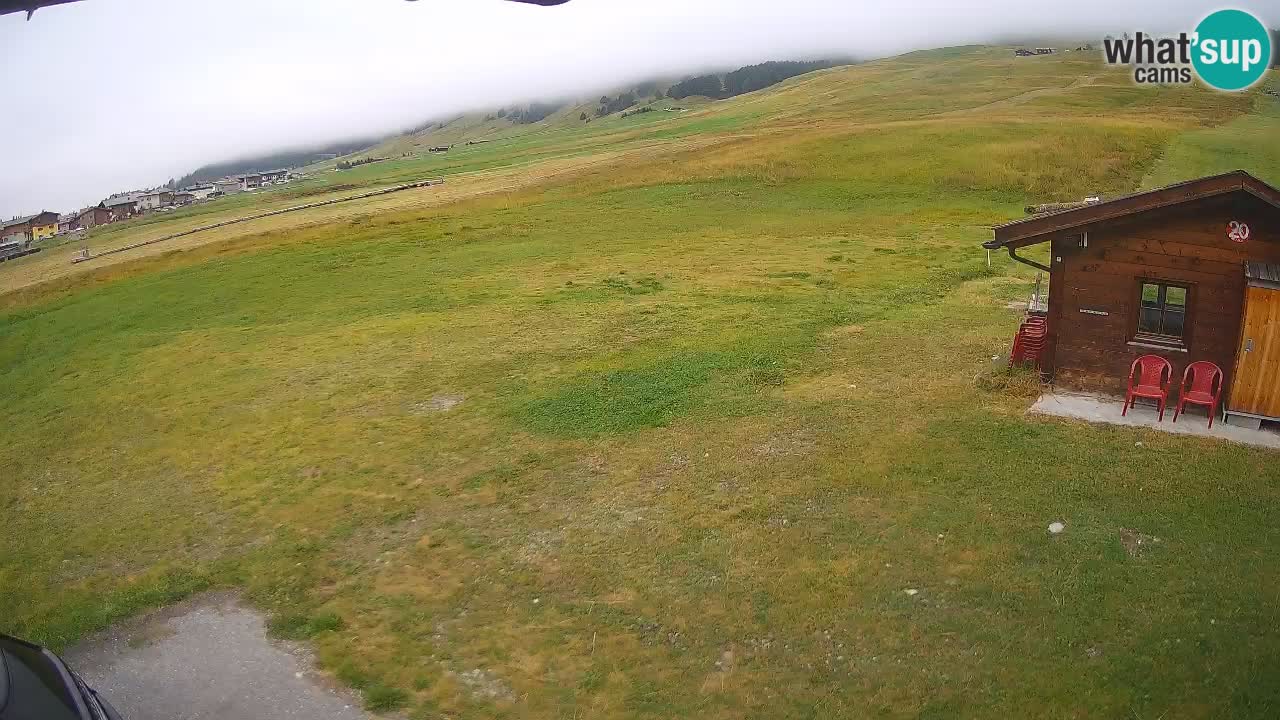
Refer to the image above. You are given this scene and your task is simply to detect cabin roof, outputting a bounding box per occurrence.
[985,171,1280,250]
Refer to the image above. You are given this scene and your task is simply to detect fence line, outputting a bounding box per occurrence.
[73,178,445,264]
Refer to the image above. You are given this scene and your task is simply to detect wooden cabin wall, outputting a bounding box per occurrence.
[1046,194,1280,394]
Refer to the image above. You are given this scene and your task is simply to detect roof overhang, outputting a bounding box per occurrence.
[984,170,1280,250]
[1,0,568,17]
[0,0,78,17]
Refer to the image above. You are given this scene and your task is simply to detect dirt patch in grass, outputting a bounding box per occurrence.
[1119,528,1161,558]
[410,394,465,413]
[448,667,515,702]
[823,323,865,339]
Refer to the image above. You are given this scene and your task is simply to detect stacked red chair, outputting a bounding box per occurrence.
[1008,316,1048,369]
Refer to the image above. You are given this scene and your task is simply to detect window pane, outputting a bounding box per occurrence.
[1138,307,1164,334]
[1135,281,1189,343]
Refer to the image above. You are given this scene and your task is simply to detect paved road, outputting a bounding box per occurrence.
[65,592,371,720]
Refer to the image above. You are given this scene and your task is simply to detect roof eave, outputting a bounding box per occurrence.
[988,171,1280,250]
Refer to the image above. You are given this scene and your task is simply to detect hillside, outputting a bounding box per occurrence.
[2,46,1280,720]
[322,57,855,169]
[173,136,392,187]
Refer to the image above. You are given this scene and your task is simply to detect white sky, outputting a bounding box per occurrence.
[0,0,1271,218]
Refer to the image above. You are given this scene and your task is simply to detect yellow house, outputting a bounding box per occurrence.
[1,211,60,242]
[31,218,57,240]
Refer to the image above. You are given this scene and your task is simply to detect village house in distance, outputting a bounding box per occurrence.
[0,211,59,262]
[6,169,302,245]
[1,211,59,243]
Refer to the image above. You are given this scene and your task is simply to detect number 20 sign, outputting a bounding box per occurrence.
[1228,220,1251,243]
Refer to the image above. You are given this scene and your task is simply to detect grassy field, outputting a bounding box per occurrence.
[3,46,1280,718]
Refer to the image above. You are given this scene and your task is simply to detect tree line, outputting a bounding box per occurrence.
[483,102,566,124]
[336,157,386,170]
[668,59,849,100]
[173,137,385,188]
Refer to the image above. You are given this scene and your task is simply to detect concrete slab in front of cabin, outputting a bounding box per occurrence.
[1030,392,1280,450]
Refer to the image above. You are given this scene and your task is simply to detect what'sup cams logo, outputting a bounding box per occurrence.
[1103,9,1273,91]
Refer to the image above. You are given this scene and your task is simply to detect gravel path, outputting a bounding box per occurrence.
[64,592,371,720]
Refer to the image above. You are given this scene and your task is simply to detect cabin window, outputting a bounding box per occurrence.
[1135,280,1188,346]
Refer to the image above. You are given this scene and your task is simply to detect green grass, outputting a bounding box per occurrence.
[270,611,346,640]
[363,684,409,712]
[2,47,1280,719]
[1143,86,1280,187]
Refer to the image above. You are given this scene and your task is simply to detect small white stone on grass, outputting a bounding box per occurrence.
[904,588,919,596]
[1048,521,1066,534]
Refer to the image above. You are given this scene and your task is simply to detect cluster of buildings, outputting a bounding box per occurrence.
[1,212,59,261]
[2,169,300,244]
[1,211,60,244]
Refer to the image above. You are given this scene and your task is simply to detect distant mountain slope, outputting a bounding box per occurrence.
[338,57,855,165]
[173,137,389,187]
[668,59,851,100]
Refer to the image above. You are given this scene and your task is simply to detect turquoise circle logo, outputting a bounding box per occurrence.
[1192,9,1273,91]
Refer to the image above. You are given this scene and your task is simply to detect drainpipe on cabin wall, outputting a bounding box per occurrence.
[1005,245,1050,273]
[985,240,1057,379]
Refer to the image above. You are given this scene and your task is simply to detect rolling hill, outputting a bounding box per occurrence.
[172,136,392,188]
[313,57,856,169]
[2,45,1280,719]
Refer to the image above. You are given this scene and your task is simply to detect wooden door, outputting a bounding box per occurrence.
[1229,285,1280,418]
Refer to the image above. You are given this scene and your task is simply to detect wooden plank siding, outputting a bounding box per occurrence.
[1045,193,1280,394]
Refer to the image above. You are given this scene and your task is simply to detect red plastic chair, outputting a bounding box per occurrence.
[1172,361,1224,428]
[1122,355,1173,421]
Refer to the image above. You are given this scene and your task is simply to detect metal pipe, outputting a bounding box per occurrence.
[1007,246,1050,273]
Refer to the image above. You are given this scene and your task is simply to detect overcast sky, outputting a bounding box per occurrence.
[0,0,1270,218]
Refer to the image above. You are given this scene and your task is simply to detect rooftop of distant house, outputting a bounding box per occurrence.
[1,214,39,229]
[2,211,58,230]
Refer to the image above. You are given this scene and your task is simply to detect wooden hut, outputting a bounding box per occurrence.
[985,171,1280,428]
